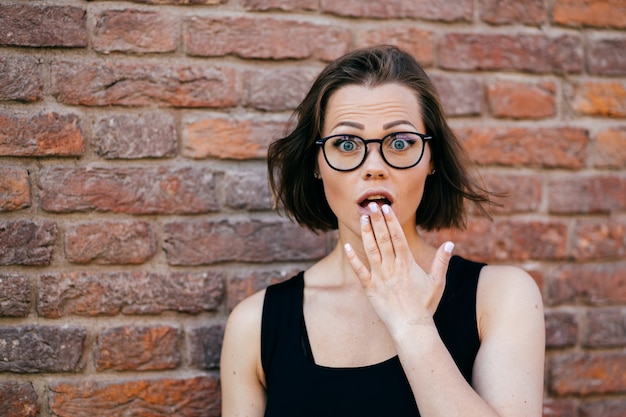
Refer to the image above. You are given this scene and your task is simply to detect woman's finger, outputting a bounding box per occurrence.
[366,202,395,260]
[380,204,412,261]
[344,242,371,288]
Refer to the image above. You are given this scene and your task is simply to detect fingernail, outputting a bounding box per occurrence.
[381,204,390,214]
[344,243,352,253]
[444,241,455,254]
[361,215,369,225]
[368,202,378,213]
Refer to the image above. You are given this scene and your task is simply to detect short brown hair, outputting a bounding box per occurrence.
[268,45,494,233]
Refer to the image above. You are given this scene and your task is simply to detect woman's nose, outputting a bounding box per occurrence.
[361,146,389,179]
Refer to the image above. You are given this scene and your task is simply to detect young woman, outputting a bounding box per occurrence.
[221,45,545,417]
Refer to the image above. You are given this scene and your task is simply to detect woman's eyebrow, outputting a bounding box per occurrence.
[330,121,365,130]
[383,119,416,130]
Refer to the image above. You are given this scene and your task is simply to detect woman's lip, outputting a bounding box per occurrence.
[357,200,390,216]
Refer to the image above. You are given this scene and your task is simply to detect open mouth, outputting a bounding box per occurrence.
[359,194,392,208]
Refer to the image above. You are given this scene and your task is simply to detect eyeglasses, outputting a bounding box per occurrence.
[315,131,432,172]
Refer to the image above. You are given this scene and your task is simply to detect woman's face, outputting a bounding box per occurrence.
[317,83,433,239]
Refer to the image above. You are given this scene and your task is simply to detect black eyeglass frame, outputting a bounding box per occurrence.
[315,131,433,172]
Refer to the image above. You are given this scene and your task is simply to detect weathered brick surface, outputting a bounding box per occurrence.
[0,112,85,157]
[190,324,225,369]
[0,326,85,373]
[549,352,626,396]
[0,166,30,212]
[486,80,556,119]
[594,127,626,168]
[584,307,626,348]
[553,0,626,29]
[545,310,578,348]
[164,218,329,265]
[481,0,547,25]
[0,274,30,317]
[0,56,42,102]
[64,221,156,264]
[40,166,221,214]
[184,16,350,61]
[0,4,87,47]
[1,0,624,413]
[459,126,588,168]
[92,9,179,54]
[94,112,177,159]
[0,382,39,417]
[51,60,237,107]
[571,80,626,117]
[49,376,221,417]
[95,325,182,371]
[548,174,626,214]
[549,262,626,306]
[321,0,474,21]
[0,221,57,266]
[37,271,224,318]
[183,116,286,159]
[439,33,583,73]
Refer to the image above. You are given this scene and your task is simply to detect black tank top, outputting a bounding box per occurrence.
[261,255,485,417]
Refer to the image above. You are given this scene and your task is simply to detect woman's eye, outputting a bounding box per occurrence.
[389,138,414,150]
[333,137,360,152]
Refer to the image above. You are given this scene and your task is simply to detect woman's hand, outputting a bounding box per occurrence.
[344,202,454,337]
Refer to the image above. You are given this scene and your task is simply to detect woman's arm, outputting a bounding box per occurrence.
[220,290,267,417]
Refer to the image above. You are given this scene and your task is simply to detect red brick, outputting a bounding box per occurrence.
[0,274,30,318]
[430,74,483,116]
[572,218,626,260]
[163,218,329,265]
[94,0,225,3]
[481,0,547,25]
[37,270,224,318]
[184,16,350,61]
[550,351,626,395]
[0,4,87,47]
[439,33,583,73]
[65,221,156,264]
[190,324,225,369]
[487,80,556,119]
[548,174,626,214]
[542,398,577,417]
[49,376,220,417]
[355,27,435,67]
[0,326,85,373]
[183,116,286,160]
[242,67,321,111]
[95,326,182,371]
[0,382,39,417]
[0,112,85,157]
[0,166,30,212]
[223,166,273,211]
[549,262,626,305]
[242,0,318,10]
[571,81,626,117]
[425,218,568,262]
[584,307,626,348]
[0,56,42,102]
[94,112,177,159]
[92,9,178,54]
[227,268,298,310]
[0,221,57,266]
[40,166,221,214]
[321,0,473,21]
[553,0,626,28]
[51,60,237,108]
[580,398,626,417]
[588,36,626,76]
[594,127,626,168]
[480,172,543,214]
[545,310,579,348]
[459,126,587,168]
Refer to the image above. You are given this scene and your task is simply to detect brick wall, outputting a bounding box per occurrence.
[0,1,624,416]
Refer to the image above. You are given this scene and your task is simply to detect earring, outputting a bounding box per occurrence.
[430,169,436,175]
[313,172,319,179]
